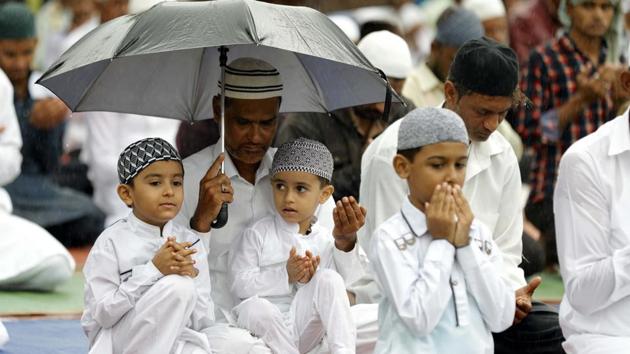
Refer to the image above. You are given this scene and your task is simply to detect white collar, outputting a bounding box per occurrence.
[608,110,630,157]
[210,143,275,183]
[127,211,174,238]
[466,132,506,181]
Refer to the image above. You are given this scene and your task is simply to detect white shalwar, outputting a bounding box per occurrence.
[176,143,378,353]
[82,213,216,354]
[554,111,630,354]
[370,198,515,354]
[229,214,363,354]
[359,119,526,291]
[0,68,74,292]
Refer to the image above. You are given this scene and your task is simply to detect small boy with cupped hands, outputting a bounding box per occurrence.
[369,107,515,354]
[229,138,366,354]
[82,137,217,354]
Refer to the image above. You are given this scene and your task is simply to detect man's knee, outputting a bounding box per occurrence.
[205,324,272,354]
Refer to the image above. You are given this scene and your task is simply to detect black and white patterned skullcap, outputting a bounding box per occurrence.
[398,107,469,150]
[118,137,182,184]
[218,57,283,100]
[271,138,333,182]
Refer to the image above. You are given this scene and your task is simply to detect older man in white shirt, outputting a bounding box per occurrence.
[360,38,565,353]
[554,70,630,353]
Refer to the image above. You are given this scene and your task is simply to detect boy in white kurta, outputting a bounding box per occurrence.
[82,138,216,354]
[229,138,362,354]
[369,108,515,354]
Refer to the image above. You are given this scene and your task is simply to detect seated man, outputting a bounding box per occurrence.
[0,2,104,247]
[554,67,630,354]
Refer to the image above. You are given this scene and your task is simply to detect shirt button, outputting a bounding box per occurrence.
[451,280,458,286]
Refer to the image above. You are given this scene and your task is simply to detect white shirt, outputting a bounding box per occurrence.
[369,198,514,354]
[79,111,179,225]
[0,69,22,214]
[229,213,367,313]
[82,213,214,348]
[554,111,630,351]
[359,120,526,290]
[176,142,336,321]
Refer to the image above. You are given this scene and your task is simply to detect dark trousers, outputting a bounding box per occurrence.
[525,198,557,267]
[520,233,546,277]
[493,302,565,353]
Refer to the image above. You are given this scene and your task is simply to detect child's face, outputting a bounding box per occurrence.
[394,142,468,211]
[271,171,333,234]
[117,160,184,228]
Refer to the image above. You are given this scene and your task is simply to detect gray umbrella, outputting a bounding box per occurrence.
[37,0,395,120]
[37,0,397,227]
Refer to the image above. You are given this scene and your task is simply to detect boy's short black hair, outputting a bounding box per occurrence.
[397,147,423,162]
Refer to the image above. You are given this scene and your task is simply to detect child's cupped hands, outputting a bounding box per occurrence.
[152,237,198,277]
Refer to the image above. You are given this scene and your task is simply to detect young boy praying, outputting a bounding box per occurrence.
[228,138,364,354]
[369,107,515,353]
[82,137,216,354]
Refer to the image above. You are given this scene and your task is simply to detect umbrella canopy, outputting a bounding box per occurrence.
[37,0,396,121]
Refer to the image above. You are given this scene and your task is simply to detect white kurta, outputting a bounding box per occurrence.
[0,69,74,291]
[79,111,179,226]
[359,119,526,290]
[176,142,337,321]
[554,111,630,354]
[82,213,216,354]
[229,213,360,354]
[370,198,515,354]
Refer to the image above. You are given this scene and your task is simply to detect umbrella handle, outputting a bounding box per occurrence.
[211,203,229,229]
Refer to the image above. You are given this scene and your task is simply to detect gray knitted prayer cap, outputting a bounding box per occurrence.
[118,137,182,184]
[271,138,334,182]
[397,107,469,150]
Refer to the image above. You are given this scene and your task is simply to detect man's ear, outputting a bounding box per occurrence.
[117,184,134,208]
[444,80,458,108]
[393,154,411,179]
[319,184,334,204]
[212,95,221,125]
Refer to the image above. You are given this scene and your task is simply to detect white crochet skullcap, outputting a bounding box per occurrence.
[271,138,334,182]
[461,0,506,21]
[398,107,469,150]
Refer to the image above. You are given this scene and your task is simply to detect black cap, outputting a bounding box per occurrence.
[448,37,519,97]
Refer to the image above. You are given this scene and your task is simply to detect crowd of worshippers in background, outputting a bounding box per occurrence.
[1,0,630,353]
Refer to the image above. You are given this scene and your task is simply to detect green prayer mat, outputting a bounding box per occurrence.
[0,272,84,316]
[532,271,564,304]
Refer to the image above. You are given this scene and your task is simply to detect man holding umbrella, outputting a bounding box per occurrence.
[176,58,376,354]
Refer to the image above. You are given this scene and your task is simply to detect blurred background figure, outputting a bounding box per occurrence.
[508,0,561,66]
[462,0,509,44]
[402,6,484,108]
[0,1,105,247]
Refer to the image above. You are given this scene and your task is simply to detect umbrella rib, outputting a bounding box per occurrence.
[190,48,207,122]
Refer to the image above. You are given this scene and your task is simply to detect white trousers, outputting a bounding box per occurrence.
[234,269,356,354]
[109,275,210,354]
[0,212,75,291]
